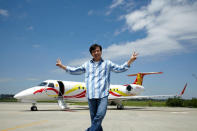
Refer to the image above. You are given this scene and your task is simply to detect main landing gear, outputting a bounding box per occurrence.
[31,103,38,111]
[117,103,124,110]
[109,100,125,110]
[116,100,124,110]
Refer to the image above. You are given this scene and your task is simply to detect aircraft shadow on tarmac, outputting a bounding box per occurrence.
[107,107,164,112]
[20,106,165,112]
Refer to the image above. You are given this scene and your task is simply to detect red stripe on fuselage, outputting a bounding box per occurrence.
[33,88,59,95]
[64,90,86,98]
[33,88,86,98]
[46,88,59,94]
[109,91,121,97]
[33,88,45,94]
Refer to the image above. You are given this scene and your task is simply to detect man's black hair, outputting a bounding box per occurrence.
[89,44,102,54]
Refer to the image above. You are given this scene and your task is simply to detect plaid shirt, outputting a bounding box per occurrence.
[66,59,130,99]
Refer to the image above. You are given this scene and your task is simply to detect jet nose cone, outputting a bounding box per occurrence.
[14,87,35,100]
[14,94,19,99]
[14,92,23,99]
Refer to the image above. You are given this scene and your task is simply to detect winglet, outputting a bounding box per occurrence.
[179,83,187,96]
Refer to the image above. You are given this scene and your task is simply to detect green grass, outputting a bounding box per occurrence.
[0,98,17,102]
[1,98,196,108]
[0,98,165,106]
[166,97,197,108]
[69,100,166,107]
[121,100,166,107]
[37,100,166,106]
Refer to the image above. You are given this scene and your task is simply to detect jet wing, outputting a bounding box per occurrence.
[109,83,187,101]
[109,95,175,100]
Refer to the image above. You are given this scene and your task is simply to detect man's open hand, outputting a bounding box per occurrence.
[56,58,66,70]
[56,58,62,67]
[131,51,138,61]
[128,52,138,66]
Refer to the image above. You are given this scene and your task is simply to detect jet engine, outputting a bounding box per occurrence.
[126,85,133,91]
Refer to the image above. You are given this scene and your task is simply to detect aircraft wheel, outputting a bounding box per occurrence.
[31,106,38,111]
[117,104,124,110]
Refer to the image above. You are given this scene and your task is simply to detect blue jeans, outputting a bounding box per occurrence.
[86,96,108,131]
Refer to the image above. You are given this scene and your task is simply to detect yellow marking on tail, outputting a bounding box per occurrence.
[136,73,143,85]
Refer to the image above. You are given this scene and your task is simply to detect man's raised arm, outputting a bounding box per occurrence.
[127,52,138,67]
[56,58,86,75]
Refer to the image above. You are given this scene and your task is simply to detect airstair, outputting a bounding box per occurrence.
[57,96,67,109]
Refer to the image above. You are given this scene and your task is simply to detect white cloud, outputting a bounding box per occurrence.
[88,10,93,16]
[110,0,124,9]
[106,0,125,15]
[68,57,91,66]
[0,9,9,17]
[116,0,197,57]
[105,10,112,16]
[114,26,127,36]
[102,35,183,60]
[27,26,34,30]
[69,0,197,66]
[32,44,40,48]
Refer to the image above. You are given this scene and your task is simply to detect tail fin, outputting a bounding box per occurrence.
[179,83,187,96]
[128,72,163,85]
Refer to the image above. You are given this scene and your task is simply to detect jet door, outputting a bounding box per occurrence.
[58,81,64,97]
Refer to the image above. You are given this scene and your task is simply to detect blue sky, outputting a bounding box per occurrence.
[0,0,197,99]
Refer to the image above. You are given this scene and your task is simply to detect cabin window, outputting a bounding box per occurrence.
[48,83,54,88]
[78,87,80,89]
[38,82,47,86]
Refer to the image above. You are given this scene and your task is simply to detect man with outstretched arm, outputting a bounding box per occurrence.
[56,44,138,131]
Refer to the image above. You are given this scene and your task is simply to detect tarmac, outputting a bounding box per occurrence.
[0,102,197,131]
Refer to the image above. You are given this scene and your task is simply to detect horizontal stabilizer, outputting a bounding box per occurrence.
[128,72,163,85]
[128,72,163,76]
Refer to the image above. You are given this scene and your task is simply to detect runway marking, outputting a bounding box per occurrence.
[171,112,188,114]
[1,120,48,131]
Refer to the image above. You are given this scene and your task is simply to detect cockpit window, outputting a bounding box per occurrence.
[48,83,54,88]
[38,82,48,86]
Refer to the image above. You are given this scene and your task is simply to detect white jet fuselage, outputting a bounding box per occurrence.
[14,80,144,102]
[14,72,186,110]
